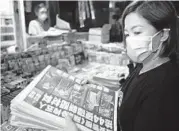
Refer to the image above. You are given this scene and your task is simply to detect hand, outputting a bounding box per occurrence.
[64,115,78,131]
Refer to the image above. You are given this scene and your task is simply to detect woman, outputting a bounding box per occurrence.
[28,3,50,35]
[64,1,179,131]
[118,1,179,131]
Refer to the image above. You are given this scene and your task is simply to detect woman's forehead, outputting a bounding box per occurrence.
[124,12,151,30]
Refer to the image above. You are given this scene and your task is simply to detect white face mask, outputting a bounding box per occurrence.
[126,31,162,63]
[39,14,47,21]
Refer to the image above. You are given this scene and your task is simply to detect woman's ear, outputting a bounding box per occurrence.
[160,29,170,42]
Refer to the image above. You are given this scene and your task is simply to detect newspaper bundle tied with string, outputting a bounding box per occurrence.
[10,65,119,131]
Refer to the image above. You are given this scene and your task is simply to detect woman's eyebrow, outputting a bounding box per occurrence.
[131,25,143,30]
[125,25,143,31]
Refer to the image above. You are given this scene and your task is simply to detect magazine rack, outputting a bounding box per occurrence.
[0,14,16,48]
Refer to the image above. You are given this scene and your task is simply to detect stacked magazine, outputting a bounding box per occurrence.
[92,66,128,89]
[70,63,129,89]
[10,65,119,131]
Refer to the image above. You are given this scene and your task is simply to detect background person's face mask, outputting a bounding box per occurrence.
[126,31,162,63]
[39,14,47,21]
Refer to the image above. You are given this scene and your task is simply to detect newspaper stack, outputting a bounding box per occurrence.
[70,63,129,89]
[10,65,119,131]
[92,65,129,89]
[1,121,44,131]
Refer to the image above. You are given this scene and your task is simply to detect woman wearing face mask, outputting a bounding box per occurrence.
[118,1,179,131]
[63,1,179,131]
[28,3,50,35]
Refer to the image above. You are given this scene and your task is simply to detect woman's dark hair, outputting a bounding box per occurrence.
[34,3,47,16]
[122,1,179,64]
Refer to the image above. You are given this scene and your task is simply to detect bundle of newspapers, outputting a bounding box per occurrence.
[70,62,129,89]
[10,65,119,131]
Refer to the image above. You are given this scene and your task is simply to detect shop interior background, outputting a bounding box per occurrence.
[1,0,179,129]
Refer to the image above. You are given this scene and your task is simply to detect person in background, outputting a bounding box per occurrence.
[28,3,50,35]
[63,1,179,131]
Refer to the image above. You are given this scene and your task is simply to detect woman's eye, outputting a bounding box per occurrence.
[134,31,141,35]
[124,34,129,37]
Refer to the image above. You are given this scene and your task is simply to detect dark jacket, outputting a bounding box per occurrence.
[118,61,179,131]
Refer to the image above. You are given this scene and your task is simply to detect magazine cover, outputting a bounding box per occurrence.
[10,65,118,131]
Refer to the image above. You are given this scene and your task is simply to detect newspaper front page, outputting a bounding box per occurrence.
[10,65,118,131]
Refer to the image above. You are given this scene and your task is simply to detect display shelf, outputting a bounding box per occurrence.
[1,33,15,36]
[0,25,14,28]
[0,11,16,48]
[0,15,13,18]
[1,41,16,48]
